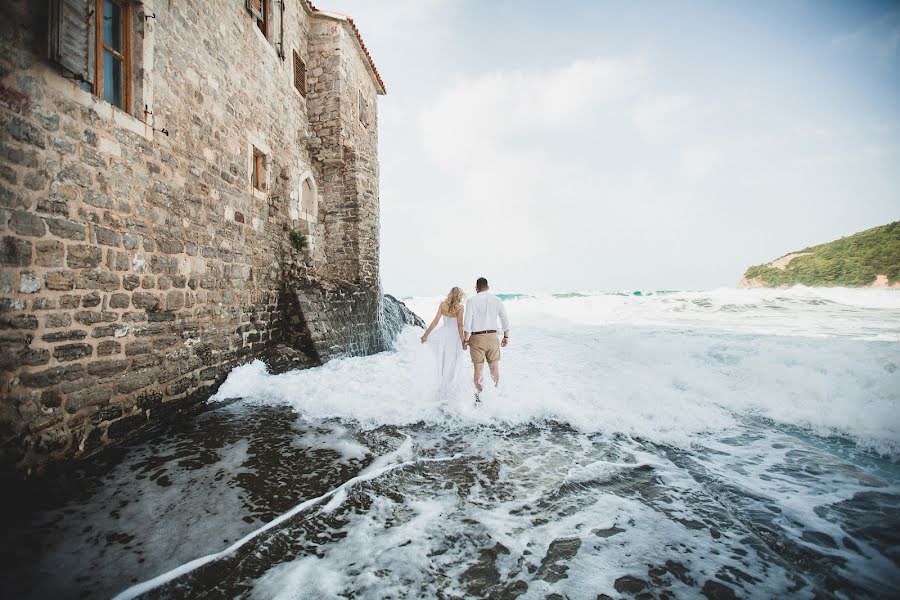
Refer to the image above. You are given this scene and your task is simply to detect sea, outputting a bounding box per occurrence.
[3,287,899,599]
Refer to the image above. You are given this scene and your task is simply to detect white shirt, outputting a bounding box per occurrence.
[463,291,510,333]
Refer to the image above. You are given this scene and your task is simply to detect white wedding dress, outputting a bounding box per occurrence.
[427,315,466,392]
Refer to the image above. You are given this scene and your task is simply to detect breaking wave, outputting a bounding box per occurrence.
[213,287,900,459]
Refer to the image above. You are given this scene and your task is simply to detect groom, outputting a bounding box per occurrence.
[462,277,510,398]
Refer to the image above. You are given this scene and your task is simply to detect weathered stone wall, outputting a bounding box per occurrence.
[0,0,390,472]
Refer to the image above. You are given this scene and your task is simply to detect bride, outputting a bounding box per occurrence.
[420,287,466,391]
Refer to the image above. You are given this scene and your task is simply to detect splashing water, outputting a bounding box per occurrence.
[4,288,898,599]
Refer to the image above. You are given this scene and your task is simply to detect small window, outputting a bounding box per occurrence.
[301,178,315,217]
[97,0,130,109]
[247,0,269,38]
[293,51,307,97]
[252,148,267,192]
[358,91,369,128]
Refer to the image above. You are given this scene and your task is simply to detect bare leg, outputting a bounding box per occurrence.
[488,361,500,387]
[473,362,484,392]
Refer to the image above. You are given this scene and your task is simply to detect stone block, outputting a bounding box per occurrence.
[34,239,65,267]
[23,170,48,191]
[0,314,38,329]
[42,329,86,342]
[1,236,32,266]
[10,210,46,237]
[109,293,130,309]
[165,290,185,311]
[131,353,162,370]
[93,226,121,247]
[167,376,193,396]
[19,272,41,293]
[4,114,46,148]
[53,343,93,362]
[90,324,121,338]
[19,363,84,387]
[0,298,26,312]
[122,232,140,250]
[36,197,70,215]
[157,238,184,254]
[73,310,117,325]
[45,270,75,291]
[123,274,140,290]
[81,291,101,308]
[32,297,58,310]
[67,244,102,268]
[59,294,80,309]
[132,292,159,310]
[65,384,112,413]
[45,218,86,240]
[44,312,72,328]
[125,340,152,356]
[116,368,157,393]
[96,340,121,356]
[87,359,128,378]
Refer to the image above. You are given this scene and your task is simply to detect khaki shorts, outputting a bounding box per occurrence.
[469,333,500,364]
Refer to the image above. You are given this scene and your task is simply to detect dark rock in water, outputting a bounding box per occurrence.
[382,293,425,339]
[460,542,509,595]
[614,575,649,593]
[593,525,625,538]
[537,537,582,582]
[702,580,739,600]
[260,343,319,375]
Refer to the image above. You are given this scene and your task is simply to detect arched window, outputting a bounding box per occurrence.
[298,172,318,220]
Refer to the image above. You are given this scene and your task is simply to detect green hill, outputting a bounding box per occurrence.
[741,221,900,288]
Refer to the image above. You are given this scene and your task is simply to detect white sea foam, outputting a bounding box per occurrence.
[213,288,900,457]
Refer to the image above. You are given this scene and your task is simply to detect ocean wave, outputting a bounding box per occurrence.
[213,288,900,459]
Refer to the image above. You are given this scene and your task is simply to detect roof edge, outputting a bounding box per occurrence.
[301,1,386,95]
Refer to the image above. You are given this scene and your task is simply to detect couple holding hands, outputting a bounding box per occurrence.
[420,277,510,400]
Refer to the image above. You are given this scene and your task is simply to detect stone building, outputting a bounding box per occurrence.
[0,0,413,472]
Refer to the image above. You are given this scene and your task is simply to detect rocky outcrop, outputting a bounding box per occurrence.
[740,222,900,288]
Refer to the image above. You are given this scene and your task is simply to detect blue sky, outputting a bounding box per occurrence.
[322,0,900,295]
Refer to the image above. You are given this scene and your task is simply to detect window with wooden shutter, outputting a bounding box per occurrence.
[49,0,135,112]
[358,91,369,128]
[293,51,306,97]
[247,0,269,38]
[48,0,93,85]
[246,0,263,20]
[252,148,267,192]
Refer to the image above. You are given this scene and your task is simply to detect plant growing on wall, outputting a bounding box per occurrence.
[289,229,308,252]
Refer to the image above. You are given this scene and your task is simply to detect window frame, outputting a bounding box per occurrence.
[293,50,307,98]
[94,0,131,112]
[252,148,267,193]
[257,0,270,39]
[358,90,368,129]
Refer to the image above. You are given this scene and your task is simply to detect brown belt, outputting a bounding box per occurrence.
[470,330,497,335]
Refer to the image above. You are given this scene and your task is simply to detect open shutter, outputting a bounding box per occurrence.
[272,0,285,58]
[293,51,306,97]
[246,0,263,20]
[48,0,93,84]
[358,93,369,128]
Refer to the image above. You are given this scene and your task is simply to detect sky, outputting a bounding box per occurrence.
[321,0,900,296]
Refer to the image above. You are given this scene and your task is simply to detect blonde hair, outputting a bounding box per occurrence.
[445,286,465,315]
